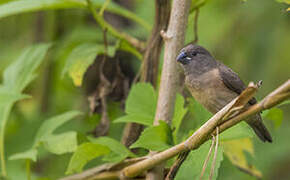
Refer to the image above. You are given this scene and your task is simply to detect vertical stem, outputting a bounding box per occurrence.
[26,159,31,180]
[0,128,6,177]
[154,0,191,125]
[0,105,12,177]
[147,0,191,179]
[121,0,171,148]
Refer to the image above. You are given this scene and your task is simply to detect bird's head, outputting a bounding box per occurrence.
[176,44,212,65]
[176,44,216,75]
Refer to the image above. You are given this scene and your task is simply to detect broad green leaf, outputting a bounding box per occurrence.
[125,83,157,120]
[35,111,81,141]
[172,94,188,144]
[114,114,153,126]
[89,136,135,162]
[9,149,37,162]
[62,43,116,86]
[130,121,173,151]
[189,98,212,126]
[263,107,283,129]
[11,111,81,162]
[3,43,51,92]
[66,142,110,174]
[221,138,262,178]
[175,142,223,180]
[220,122,253,141]
[0,0,150,30]
[114,83,157,126]
[2,44,50,165]
[42,132,78,155]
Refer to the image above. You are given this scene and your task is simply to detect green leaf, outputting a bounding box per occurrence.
[263,107,283,129]
[9,149,37,162]
[175,142,223,180]
[172,94,188,144]
[221,138,262,178]
[114,83,157,126]
[125,83,157,120]
[220,122,253,141]
[3,43,51,92]
[0,0,151,30]
[89,136,135,162]
[114,114,153,126]
[190,98,212,125]
[62,43,117,86]
[66,142,110,174]
[0,88,30,107]
[11,111,81,162]
[35,111,81,141]
[42,132,78,155]
[1,44,50,166]
[130,121,173,151]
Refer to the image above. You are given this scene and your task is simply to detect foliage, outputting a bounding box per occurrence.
[175,142,224,180]
[66,143,110,174]
[0,43,50,177]
[0,0,289,179]
[10,111,81,161]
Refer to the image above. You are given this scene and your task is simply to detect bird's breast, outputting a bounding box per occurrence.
[185,68,238,114]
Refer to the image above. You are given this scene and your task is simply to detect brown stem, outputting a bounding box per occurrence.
[146,0,191,179]
[199,136,215,180]
[209,128,219,180]
[121,0,171,148]
[86,0,145,51]
[61,80,290,179]
[122,80,289,178]
[165,151,190,180]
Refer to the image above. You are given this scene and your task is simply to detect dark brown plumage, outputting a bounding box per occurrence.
[177,44,272,142]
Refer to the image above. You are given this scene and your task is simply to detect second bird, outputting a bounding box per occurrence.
[176,44,272,142]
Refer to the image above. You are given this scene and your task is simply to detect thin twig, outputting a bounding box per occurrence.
[122,81,289,178]
[61,80,290,179]
[199,136,215,180]
[99,0,111,16]
[209,128,219,180]
[146,0,191,179]
[86,0,145,51]
[165,151,190,180]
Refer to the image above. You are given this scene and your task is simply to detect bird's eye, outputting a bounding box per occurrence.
[192,52,197,56]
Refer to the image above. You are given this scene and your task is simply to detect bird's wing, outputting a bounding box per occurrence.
[217,61,257,105]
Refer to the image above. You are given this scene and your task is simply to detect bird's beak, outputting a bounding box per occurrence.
[176,51,189,65]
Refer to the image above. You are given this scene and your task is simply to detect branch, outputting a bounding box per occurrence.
[86,0,146,51]
[146,0,191,179]
[61,157,147,180]
[121,0,171,148]
[61,80,290,179]
[122,80,290,178]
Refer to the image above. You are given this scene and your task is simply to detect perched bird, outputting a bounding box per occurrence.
[176,44,272,142]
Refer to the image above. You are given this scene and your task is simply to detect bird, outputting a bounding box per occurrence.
[176,44,272,142]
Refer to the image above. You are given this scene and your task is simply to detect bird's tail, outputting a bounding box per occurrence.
[247,114,272,143]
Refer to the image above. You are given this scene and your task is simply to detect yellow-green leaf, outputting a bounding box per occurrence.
[63,43,116,86]
[222,138,262,178]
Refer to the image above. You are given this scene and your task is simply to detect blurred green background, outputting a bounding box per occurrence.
[0,0,289,179]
